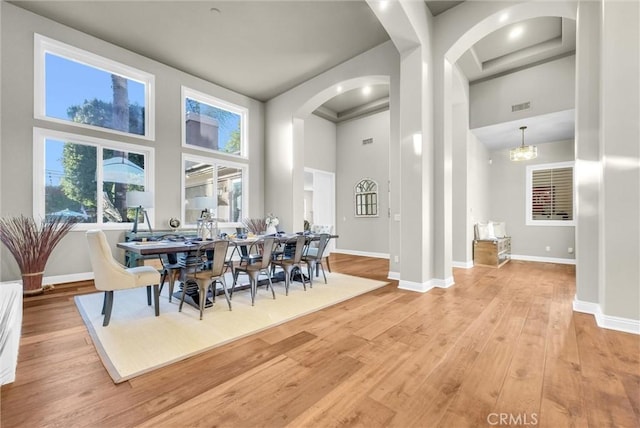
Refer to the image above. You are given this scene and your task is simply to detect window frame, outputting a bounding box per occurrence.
[33,127,155,231]
[34,33,155,140]
[525,161,575,227]
[181,153,249,228]
[354,178,379,218]
[181,86,248,158]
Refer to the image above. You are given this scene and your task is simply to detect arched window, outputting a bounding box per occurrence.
[354,179,378,217]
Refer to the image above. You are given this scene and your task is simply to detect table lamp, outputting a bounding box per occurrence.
[126,190,153,234]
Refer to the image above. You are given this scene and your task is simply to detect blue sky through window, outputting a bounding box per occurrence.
[44,54,146,185]
[45,53,145,123]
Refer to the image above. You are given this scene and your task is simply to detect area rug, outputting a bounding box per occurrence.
[74,272,388,383]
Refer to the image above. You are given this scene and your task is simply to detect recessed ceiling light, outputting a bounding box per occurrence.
[509,26,524,39]
[362,86,372,95]
[336,85,343,93]
[379,1,389,11]
[499,13,509,23]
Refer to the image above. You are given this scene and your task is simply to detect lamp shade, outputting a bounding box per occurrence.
[126,190,153,208]
[509,126,537,161]
[190,196,215,210]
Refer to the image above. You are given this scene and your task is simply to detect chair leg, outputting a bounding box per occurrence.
[284,267,291,296]
[319,262,327,284]
[146,285,152,306]
[231,271,240,299]
[325,256,332,273]
[306,261,314,287]
[168,270,178,303]
[159,269,168,296]
[101,291,107,315]
[263,269,275,300]
[249,274,257,306]
[103,290,114,327]
[153,284,160,316]
[299,265,308,291]
[198,282,206,320]
[178,281,188,312]
[220,276,232,311]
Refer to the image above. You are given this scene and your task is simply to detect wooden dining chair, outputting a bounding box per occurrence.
[179,240,232,320]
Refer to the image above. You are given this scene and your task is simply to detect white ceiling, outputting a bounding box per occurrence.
[11,0,389,102]
[9,0,576,147]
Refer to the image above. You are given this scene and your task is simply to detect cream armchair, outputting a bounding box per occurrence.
[86,230,160,326]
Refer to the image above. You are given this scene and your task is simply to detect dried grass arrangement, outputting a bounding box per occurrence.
[242,218,267,235]
[0,215,78,295]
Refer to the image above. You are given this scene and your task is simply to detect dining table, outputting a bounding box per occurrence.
[117,233,337,308]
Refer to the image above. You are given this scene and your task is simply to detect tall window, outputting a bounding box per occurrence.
[354,178,378,217]
[182,87,247,157]
[34,128,155,228]
[182,154,247,226]
[34,34,155,140]
[526,161,575,226]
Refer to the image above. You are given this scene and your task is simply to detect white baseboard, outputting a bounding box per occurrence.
[573,297,640,335]
[398,276,455,293]
[510,254,576,265]
[43,272,94,285]
[333,248,390,259]
[387,271,400,280]
[452,260,474,269]
[1,272,94,287]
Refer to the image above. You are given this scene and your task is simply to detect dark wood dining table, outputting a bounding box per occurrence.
[117,234,337,308]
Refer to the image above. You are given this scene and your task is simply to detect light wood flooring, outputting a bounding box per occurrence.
[1,255,639,427]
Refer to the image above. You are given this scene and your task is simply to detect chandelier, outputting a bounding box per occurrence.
[510,126,537,161]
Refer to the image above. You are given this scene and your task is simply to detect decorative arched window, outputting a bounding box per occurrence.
[354,179,378,217]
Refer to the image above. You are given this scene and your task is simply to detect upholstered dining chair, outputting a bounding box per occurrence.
[271,234,308,295]
[86,229,160,326]
[179,240,232,320]
[232,236,277,306]
[301,233,330,285]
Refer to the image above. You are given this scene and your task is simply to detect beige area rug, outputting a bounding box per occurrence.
[75,272,387,383]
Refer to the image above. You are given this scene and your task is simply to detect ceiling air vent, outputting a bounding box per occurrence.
[512,102,531,112]
[362,138,373,145]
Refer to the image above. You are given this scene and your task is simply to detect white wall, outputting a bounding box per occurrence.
[304,114,336,173]
[489,139,575,261]
[336,110,390,256]
[467,132,491,255]
[0,3,265,281]
[598,0,639,321]
[470,55,576,129]
[264,40,399,264]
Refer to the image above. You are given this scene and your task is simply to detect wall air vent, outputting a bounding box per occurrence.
[362,138,373,145]
[512,102,531,112]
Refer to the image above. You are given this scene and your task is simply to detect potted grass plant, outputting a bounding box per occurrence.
[0,215,78,295]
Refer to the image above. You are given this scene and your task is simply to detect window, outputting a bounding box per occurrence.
[354,178,378,217]
[182,87,247,157]
[526,161,575,226]
[33,128,155,229]
[34,34,155,140]
[182,154,247,227]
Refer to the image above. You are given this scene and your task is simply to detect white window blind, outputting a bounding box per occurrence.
[526,162,575,226]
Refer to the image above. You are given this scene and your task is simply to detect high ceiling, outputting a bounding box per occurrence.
[10,0,389,102]
[9,0,575,146]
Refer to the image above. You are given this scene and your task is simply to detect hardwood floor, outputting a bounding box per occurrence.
[1,255,638,427]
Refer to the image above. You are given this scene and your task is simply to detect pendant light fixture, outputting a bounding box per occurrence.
[510,125,537,161]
